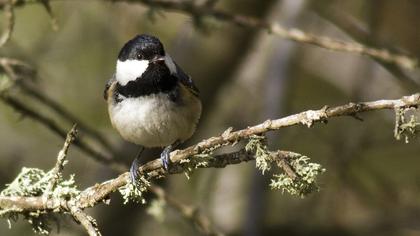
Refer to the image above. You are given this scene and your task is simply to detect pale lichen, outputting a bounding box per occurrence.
[118,176,151,204]
[246,135,325,197]
[180,153,215,179]
[245,135,272,174]
[300,107,328,128]
[0,167,80,234]
[270,155,325,197]
[1,167,79,200]
[394,107,419,143]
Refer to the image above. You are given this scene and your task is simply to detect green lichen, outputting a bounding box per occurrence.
[245,135,272,174]
[118,176,151,204]
[0,167,79,234]
[1,167,79,200]
[394,107,419,143]
[245,135,325,197]
[181,153,215,179]
[270,155,325,197]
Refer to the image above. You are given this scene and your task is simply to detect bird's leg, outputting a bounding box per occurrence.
[161,140,181,171]
[130,146,145,185]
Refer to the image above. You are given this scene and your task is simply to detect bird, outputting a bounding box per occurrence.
[104,34,202,184]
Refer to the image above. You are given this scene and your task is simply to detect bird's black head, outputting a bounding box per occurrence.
[118,34,165,62]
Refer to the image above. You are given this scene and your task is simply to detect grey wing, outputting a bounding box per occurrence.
[104,74,116,100]
[174,63,199,97]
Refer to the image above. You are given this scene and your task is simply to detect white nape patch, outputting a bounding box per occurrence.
[116,59,149,86]
[164,54,177,74]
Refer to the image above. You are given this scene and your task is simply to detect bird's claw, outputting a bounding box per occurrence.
[130,147,144,187]
[160,148,171,171]
[129,157,141,186]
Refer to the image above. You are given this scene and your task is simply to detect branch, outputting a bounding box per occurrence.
[0,0,14,47]
[0,94,418,233]
[44,124,77,196]
[67,203,101,236]
[312,4,420,88]
[133,93,420,181]
[19,94,420,206]
[75,148,258,209]
[1,0,418,70]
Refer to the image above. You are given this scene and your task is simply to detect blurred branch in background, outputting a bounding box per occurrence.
[311,3,420,90]
[0,0,418,71]
[0,0,14,47]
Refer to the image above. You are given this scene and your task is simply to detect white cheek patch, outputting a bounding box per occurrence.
[116,59,149,86]
[164,54,177,74]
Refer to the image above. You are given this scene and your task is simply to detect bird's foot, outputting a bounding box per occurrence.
[160,147,172,171]
[160,141,180,172]
[130,147,144,187]
[130,157,141,186]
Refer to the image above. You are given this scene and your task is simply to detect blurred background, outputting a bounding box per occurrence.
[1,0,420,235]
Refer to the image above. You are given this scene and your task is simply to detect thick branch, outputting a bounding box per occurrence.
[0,93,418,230]
[46,94,420,210]
[0,196,61,212]
[136,93,420,180]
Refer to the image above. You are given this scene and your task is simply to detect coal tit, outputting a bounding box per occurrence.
[104,34,202,183]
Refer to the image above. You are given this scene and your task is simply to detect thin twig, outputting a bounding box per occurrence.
[0,0,14,47]
[44,124,78,196]
[312,4,420,88]
[39,0,59,31]
[67,202,102,236]
[272,151,299,180]
[0,57,35,81]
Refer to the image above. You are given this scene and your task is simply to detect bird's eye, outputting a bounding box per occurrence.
[137,53,143,60]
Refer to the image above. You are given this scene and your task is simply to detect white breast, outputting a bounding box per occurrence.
[109,93,200,147]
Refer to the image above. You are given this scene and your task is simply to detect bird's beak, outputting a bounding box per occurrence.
[151,56,165,64]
